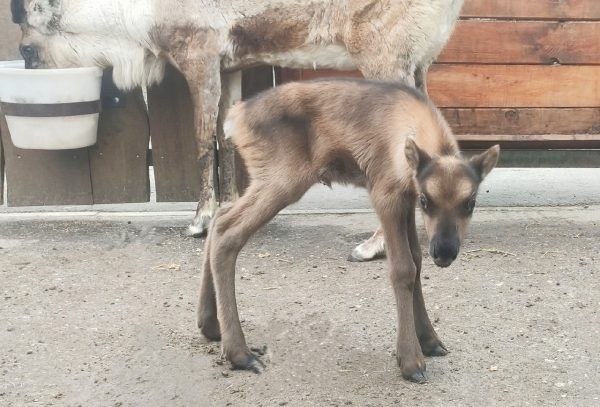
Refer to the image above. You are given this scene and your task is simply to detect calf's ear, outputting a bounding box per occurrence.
[405,137,431,174]
[469,144,500,181]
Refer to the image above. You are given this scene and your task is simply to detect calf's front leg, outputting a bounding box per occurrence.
[375,200,426,383]
[407,208,447,356]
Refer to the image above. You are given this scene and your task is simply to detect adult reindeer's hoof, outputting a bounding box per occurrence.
[348,244,385,262]
[186,214,211,237]
[186,223,207,238]
[349,233,385,262]
[186,201,217,237]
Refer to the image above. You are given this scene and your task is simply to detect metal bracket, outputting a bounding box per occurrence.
[101,69,127,109]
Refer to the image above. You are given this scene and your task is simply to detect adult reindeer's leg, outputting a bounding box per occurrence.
[407,208,448,357]
[178,54,222,237]
[211,180,308,372]
[374,196,426,383]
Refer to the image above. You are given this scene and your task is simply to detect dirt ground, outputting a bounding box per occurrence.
[1,207,599,406]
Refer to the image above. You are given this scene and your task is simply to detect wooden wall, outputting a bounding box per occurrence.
[1,0,599,206]
[282,0,600,149]
[0,5,21,204]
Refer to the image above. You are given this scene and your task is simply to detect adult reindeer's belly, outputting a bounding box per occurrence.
[255,44,355,71]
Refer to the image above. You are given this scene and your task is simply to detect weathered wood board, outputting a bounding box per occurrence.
[462,0,600,20]
[89,71,150,204]
[0,114,94,206]
[147,64,203,202]
[1,0,22,204]
[439,21,600,64]
[428,65,600,108]
[0,125,4,204]
[442,108,600,135]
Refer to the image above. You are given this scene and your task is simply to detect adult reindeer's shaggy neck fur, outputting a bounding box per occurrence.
[57,0,165,89]
[18,0,165,89]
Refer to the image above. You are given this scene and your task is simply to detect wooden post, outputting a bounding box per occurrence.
[147,64,204,202]
[218,66,276,198]
[0,113,94,206]
[0,124,4,204]
[89,70,150,204]
[217,71,242,203]
[1,2,22,205]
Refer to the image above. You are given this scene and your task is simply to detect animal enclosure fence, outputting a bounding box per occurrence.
[281,0,600,150]
[1,0,599,207]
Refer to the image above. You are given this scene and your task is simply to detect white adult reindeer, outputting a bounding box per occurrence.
[12,0,463,259]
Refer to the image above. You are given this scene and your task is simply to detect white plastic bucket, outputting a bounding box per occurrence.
[0,60,103,150]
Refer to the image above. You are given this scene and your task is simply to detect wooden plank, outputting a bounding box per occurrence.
[459,135,600,150]
[0,125,4,204]
[462,0,600,20]
[0,3,21,60]
[463,150,600,168]
[147,64,203,202]
[217,70,242,203]
[88,71,150,204]
[439,21,600,64]
[458,134,600,142]
[443,108,600,135]
[428,65,600,108]
[0,113,93,206]
[285,69,362,81]
[282,66,600,108]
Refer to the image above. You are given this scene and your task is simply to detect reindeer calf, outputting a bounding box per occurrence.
[198,79,500,383]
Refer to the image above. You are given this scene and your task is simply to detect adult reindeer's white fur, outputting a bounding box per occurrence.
[14,0,463,243]
[21,0,163,89]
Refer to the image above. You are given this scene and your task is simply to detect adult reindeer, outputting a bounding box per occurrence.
[11,0,463,258]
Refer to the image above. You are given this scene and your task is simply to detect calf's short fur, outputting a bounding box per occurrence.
[199,78,500,382]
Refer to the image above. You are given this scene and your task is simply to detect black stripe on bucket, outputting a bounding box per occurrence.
[0,100,101,117]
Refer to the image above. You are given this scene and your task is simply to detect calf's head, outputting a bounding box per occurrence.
[405,138,500,268]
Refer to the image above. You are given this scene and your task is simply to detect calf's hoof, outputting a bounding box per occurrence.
[405,369,428,384]
[198,319,221,342]
[398,352,427,383]
[421,339,448,357]
[423,343,448,357]
[229,346,267,374]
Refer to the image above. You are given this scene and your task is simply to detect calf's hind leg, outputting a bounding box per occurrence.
[210,180,309,372]
[197,206,232,341]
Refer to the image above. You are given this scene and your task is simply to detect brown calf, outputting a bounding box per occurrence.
[198,79,500,383]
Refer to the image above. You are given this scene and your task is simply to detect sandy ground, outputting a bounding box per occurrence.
[1,207,599,406]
